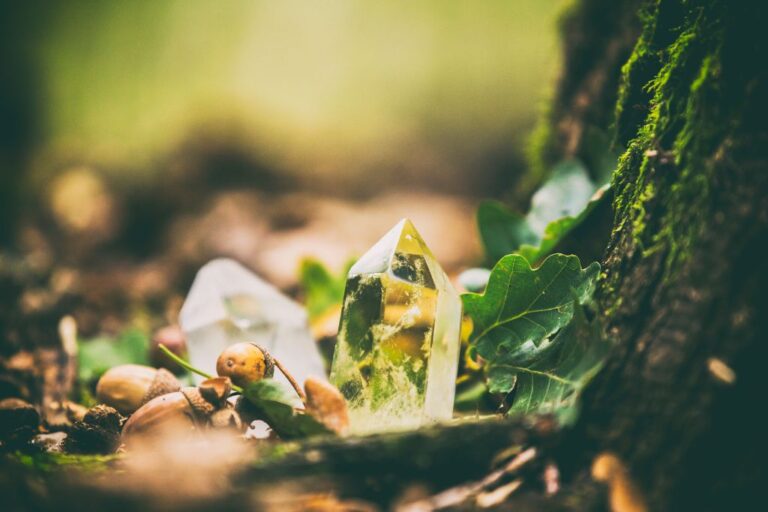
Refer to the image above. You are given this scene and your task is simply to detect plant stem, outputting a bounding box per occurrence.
[158,344,244,394]
[273,357,307,404]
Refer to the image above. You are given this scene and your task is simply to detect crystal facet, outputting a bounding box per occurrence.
[330,219,462,434]
[179,258,326,388]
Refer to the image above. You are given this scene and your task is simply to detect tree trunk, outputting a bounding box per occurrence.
[565,0,768,509]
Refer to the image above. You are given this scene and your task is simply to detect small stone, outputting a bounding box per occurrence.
[707,357,736,385]
[0,398,40,447]
[330,219,462,434]
[179,259,326,388]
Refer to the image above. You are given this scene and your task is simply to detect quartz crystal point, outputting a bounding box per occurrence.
[179,258,326,388]
[330,219,462,434]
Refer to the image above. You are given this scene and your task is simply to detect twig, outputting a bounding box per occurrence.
[399,447,537,511]
[273,356,307,404]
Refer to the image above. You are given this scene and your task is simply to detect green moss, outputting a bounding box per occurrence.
[11,452,119,473]
[253,441,303,466]
[607,0,742,284]
[614,11,658,145]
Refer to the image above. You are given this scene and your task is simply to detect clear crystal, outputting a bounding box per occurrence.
[179,258,326,387]
[330,219,462,434]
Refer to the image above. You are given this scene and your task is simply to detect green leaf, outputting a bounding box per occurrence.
[462,254,605,422]
[243,380,331,440]
[477,201,538,264]
[298,257,354,320]
[517,184,611,263]
[525,159,595,235]
[78,329,149,382]
[463,253,599,361]
[490,305,609,423]
[477,159,612,265]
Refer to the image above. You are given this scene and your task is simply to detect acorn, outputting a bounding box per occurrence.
[216,342,274,388]
[122,377,241,441]
[121,391,198,440]
[96,364,181,415]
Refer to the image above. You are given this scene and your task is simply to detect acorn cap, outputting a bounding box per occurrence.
[142,367,182,404]
[199,377,232,405]
[258,344,275,378]
[181,387,216,422]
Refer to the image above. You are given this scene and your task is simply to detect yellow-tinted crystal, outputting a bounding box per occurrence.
[330,219,462,434]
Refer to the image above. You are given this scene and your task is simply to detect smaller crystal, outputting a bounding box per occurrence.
[179,258,326,388]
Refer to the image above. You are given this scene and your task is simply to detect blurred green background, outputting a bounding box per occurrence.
[0,0,565,333]
[4,0,562,196]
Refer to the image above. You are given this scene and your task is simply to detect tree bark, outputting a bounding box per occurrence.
[565,0,768,509]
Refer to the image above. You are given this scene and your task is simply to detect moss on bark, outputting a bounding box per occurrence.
[530,0,767,509]
[608,0,762,282]
[574,0,768,509]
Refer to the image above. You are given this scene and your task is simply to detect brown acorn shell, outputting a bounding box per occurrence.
[121,392,196,439]
[122,381,234,442]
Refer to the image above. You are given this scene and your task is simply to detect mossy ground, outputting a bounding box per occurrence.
[8,451,119,473]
